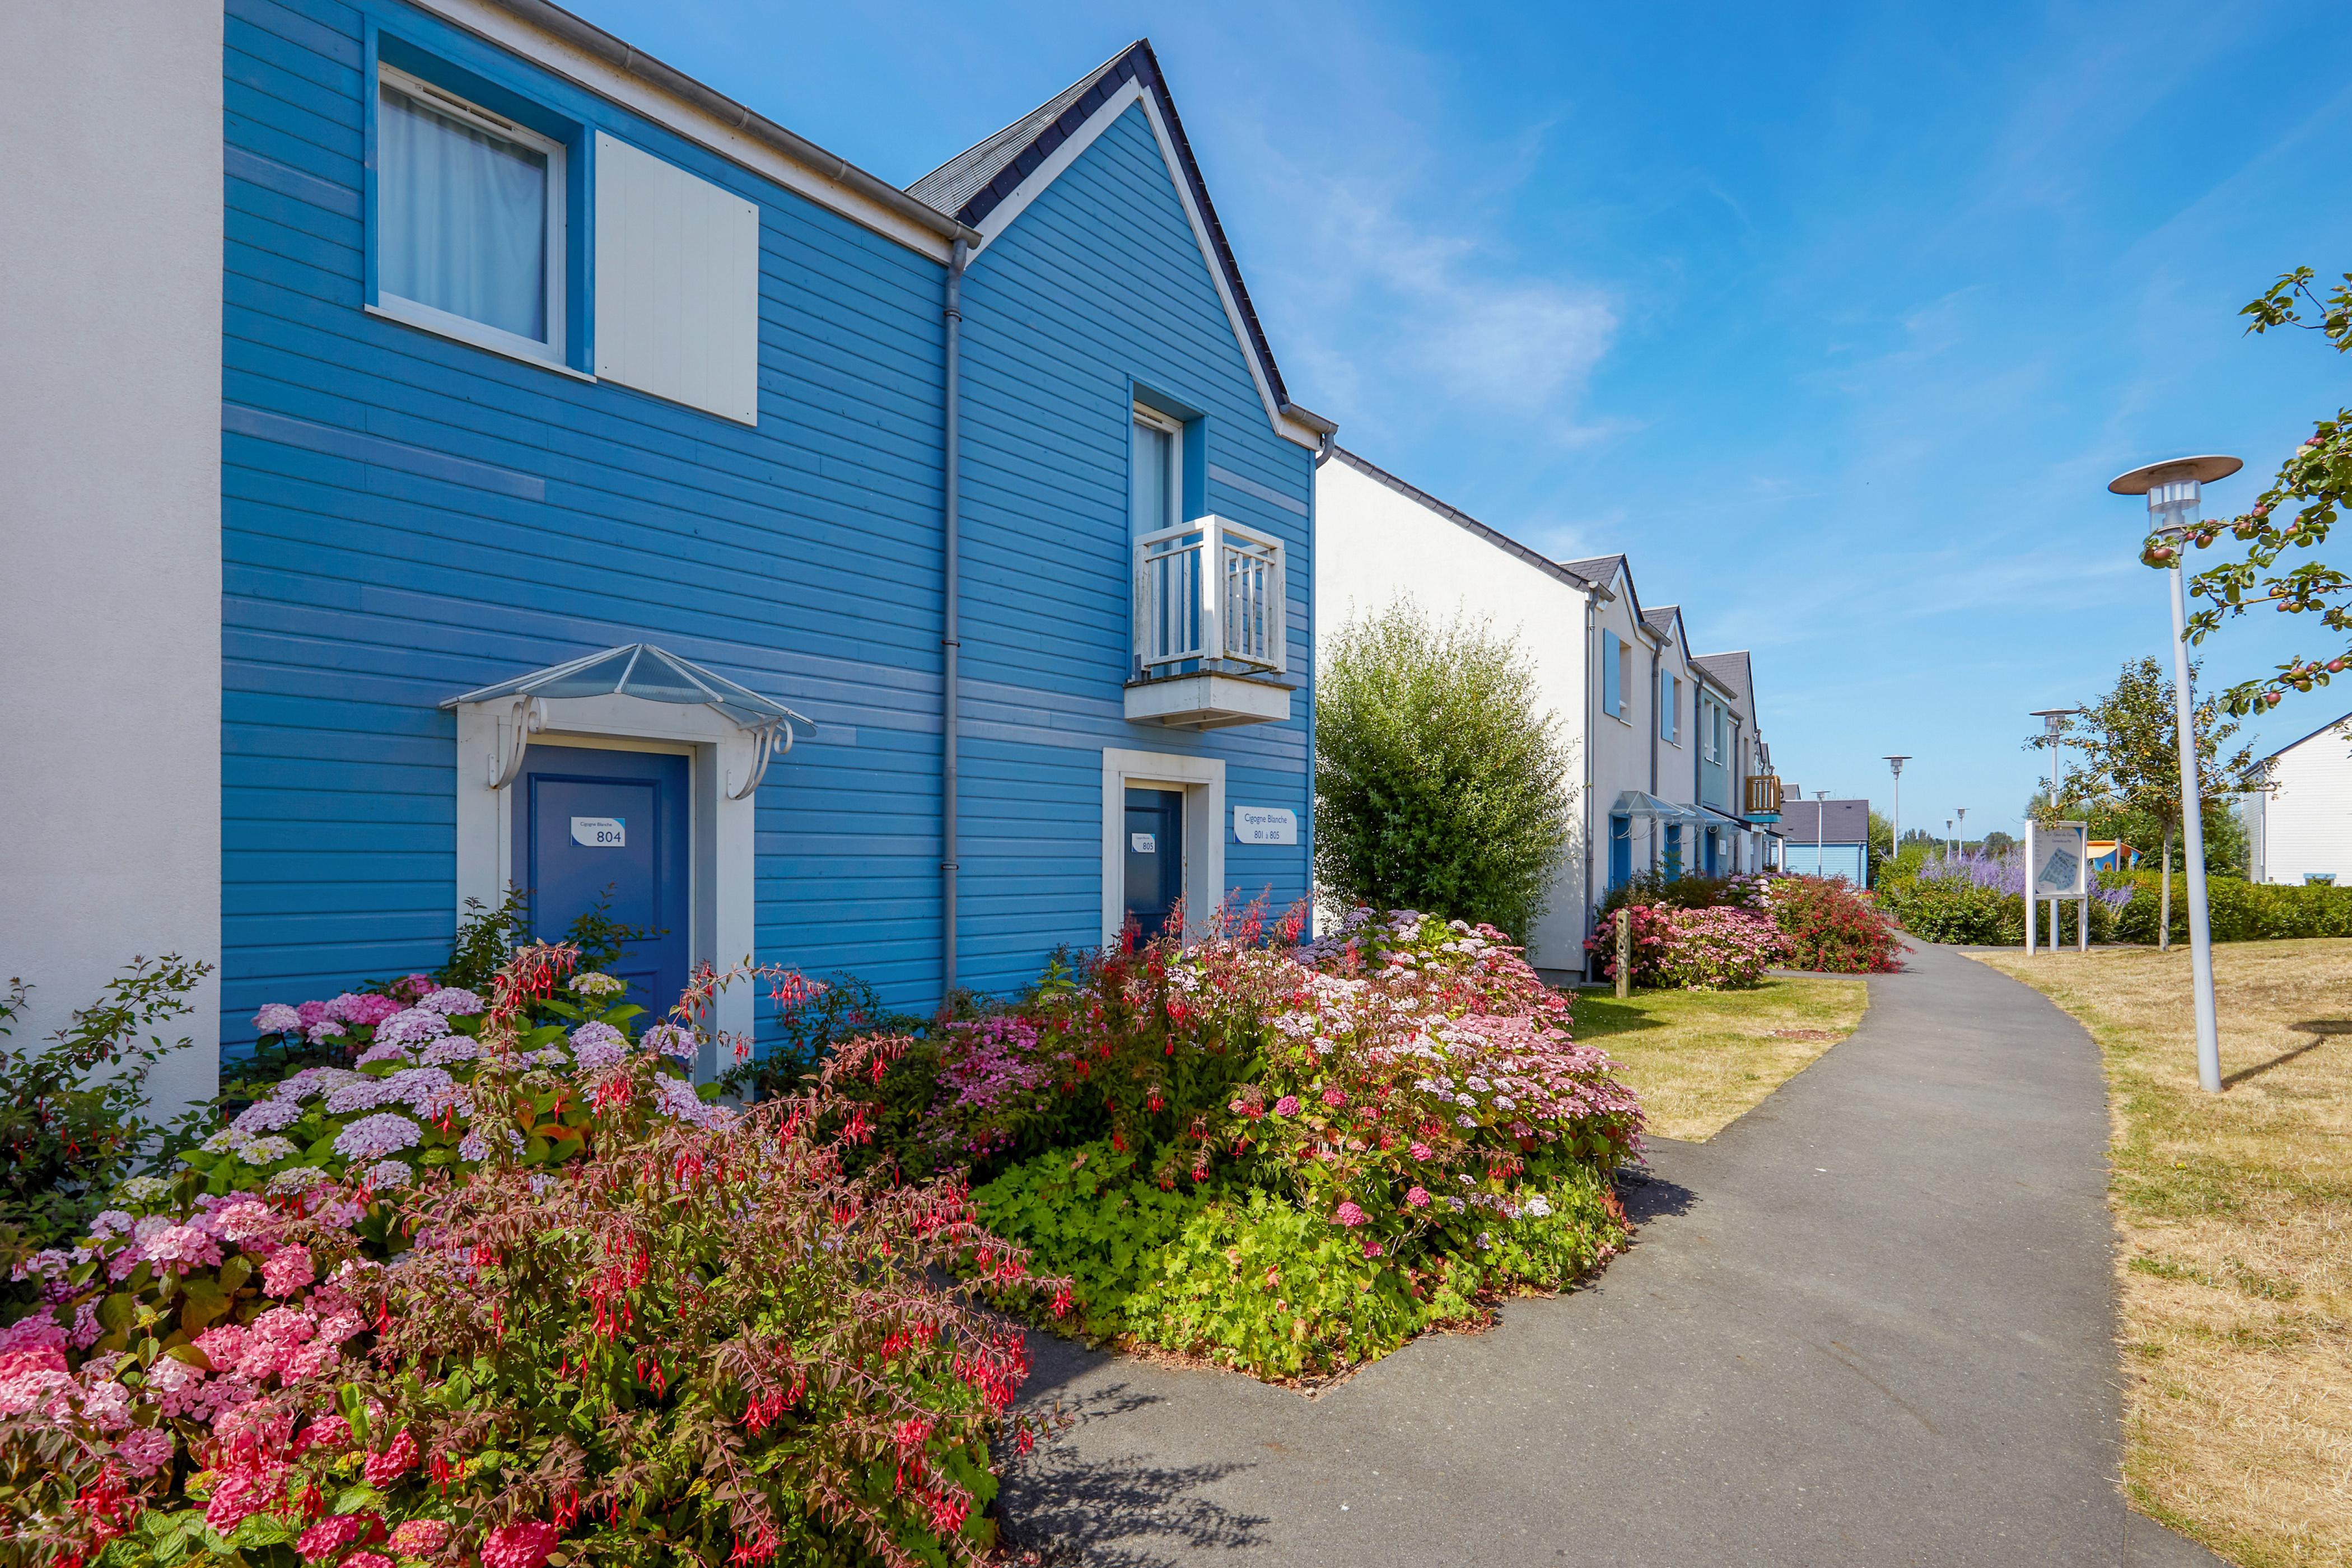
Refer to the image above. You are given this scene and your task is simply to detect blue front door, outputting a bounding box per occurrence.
[1123,787,1184,942]
[514,744,690,1020]
[1608,814,1632,890]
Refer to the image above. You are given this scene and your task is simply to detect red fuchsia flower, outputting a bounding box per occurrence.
[1333,1202,1368,1228]
[362,1429,418,1487]
[479,1520,562,1568]
[1405,1186,1431,1209]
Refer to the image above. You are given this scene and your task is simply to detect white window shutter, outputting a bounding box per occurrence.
[594,133,759,424]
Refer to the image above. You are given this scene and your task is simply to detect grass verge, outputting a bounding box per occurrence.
[1569,976,1869,1141]
[1972,941,2352,1567]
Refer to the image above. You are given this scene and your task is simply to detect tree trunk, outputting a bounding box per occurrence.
[2159,829,2173,952]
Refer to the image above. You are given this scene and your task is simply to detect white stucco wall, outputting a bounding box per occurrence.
[1,6,224,1110]
[1314,456,1592,972]
[2251,721,2352,885]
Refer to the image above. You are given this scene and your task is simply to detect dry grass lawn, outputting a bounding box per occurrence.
[1569,976,1869,1141]
[1975,941,2352,1567]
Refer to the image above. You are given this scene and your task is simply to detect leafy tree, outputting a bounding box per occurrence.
[1866,811,1894,881]
[1981,829,2018,855]
[2163,267,2352,716]
[2029,657,2265,946]
[1315,601,1576,940]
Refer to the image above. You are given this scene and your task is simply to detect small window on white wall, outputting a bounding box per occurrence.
[377,68,566,363]
[594,133,760,424]
[1132,406,1182,538]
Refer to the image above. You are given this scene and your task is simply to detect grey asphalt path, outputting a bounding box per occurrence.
[997,943,2227,1566]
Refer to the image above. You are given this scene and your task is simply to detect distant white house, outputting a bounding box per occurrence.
[2243,712,2352,886]
[1313,447,1783,982]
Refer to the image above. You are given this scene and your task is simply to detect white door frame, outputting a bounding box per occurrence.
[1101,747,1225,946]
[454,694,759,1075]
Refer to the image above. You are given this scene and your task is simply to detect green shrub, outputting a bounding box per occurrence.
[2114,875,2352,944]
[976,1141,1627,1382]
[1313,602,1575,940]
[0,957,210,1282]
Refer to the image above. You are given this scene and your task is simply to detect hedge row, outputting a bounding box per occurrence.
[2112,874,2352,944]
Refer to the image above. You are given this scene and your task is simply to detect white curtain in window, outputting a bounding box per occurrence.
[1132,418,1174,536]
[380,84,548,342]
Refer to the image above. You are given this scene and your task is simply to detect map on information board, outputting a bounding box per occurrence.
[2032,821,2088,898]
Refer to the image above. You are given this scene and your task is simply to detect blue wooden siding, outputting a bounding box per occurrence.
[1780,843,1868,883]
[220,0,1313,1049]
[953,101,1314,995]
[223,0,949,1047]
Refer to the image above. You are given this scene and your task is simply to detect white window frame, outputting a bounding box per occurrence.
[371,66,576,375]
[1701,697,1718,763]
[1100,748,1225,946]
[1662,672,1682,745]
[1132,404,1184,536]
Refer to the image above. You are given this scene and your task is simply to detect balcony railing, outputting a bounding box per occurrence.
[1743,773,1784,820]
[1135,515,1286,678]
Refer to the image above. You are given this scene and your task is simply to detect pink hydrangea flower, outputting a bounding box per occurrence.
[417,986,483,1016]
[347,1555,394,1568]
[385,1520,449,1556]
[1406,1186,1431,1209]
[339,992,404,1028]
[142,1224,221,1268]
[1333,1202,1367,1228]
[254,1004,302,1035]
[193,1324,249,1369]
[363,1427,417,1486]
[203,1471,279,1533]
[1410,1141,1433,1161]
[1320,1086,1346,1107]
[116,1426,176,1476]
[333,1113,422,1162]
[480,1520,562,1568]
[1362,1238,1384,1258]
[1271,1095,1300,1117]
[296,1512,377,1562]
[262,1245,315,1297]
[296,999,333,1029]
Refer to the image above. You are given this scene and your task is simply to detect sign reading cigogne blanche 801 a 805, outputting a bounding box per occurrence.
[1233,806,1296,845]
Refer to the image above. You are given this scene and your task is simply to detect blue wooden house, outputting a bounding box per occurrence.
[8,3,1332,1098]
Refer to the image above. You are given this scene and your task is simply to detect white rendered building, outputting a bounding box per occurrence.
[2243,713,2352,885]
[1314,448,1781,981]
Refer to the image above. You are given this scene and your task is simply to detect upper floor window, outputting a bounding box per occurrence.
[377,68,566,363]
[1132,406,1182,538]
[1660,672,1681,743]
[1602,636,1631,719]
[1701,698,1719,762]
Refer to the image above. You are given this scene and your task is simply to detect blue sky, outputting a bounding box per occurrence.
[572,0,2352,836]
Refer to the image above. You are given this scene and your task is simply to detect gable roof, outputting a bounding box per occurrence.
[1779,798,1870,845]
[1326,447,1599,593]
[2265,710,2352,762]
[1692,651,1752,706]
[1641,605,1688,650]
[1561,554,1625,588]
[909,40,1332,441]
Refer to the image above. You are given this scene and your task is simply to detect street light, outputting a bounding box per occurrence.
[1945,817,1954,856]
[1883,755,1910,876]
[1956,806,1967,853]
[2110,454,2239,1094]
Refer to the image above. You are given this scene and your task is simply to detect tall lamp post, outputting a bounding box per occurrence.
[1814,788,1830,879]
[1956,806,1967,853]
[1883,755,1910,876]
[1945,818,1954,856]
[2109,455,2239,1095]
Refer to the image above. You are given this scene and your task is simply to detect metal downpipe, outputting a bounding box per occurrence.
[941,238,968,1001]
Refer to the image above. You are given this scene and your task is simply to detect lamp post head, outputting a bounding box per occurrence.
[2110,455,2242,548]
[1884,754,1910,776]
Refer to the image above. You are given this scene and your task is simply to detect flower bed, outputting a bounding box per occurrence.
[1588,874,1901,981]
[825,908,1643,1382]
[1,948,1056,1568]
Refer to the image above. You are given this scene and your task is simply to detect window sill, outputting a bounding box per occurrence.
[366,299,594,384]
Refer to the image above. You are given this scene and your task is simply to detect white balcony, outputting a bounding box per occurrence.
[1127,514,1292,730]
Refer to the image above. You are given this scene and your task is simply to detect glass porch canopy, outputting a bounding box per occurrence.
[1611,790,1711,826]
[442,643,810,734]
